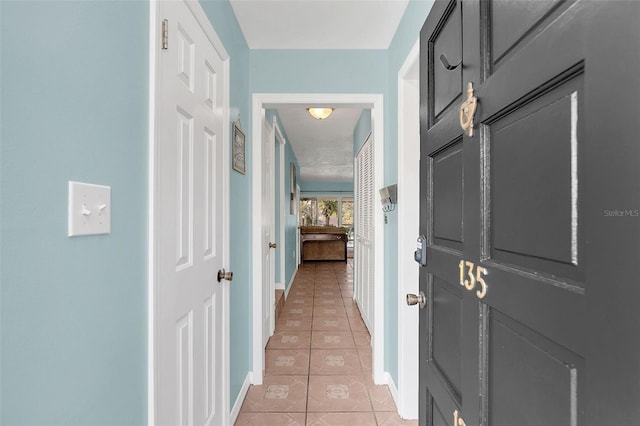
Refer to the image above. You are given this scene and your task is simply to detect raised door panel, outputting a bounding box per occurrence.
[428,0,462,124]
[488,73,584,281]
[488,311,582,426]
[431,141,463,251]
[431,278,463,397]
[476,1,590,424]
[488,0,567,72]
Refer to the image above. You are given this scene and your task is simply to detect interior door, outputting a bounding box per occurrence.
[262,119,275,347]
[354,132,374,332]
[155,1,228,425]
[419,1,640,425]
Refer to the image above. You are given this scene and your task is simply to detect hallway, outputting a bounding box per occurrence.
[235,261,416,425]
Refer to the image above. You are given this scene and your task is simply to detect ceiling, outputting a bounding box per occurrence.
[230,0,409,184]
[229,0,409,50]
[276,107,364,183]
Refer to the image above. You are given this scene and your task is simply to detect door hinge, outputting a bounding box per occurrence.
[161,19,168,50]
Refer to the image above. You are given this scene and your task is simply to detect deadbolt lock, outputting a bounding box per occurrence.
[406,291,426,309]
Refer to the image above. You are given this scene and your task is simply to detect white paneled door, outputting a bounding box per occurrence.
[262,119,275,347]
[155,1,229,425]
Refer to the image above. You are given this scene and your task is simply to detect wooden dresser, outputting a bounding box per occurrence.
[300,226,348,263]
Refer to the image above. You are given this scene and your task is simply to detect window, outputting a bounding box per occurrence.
[341,198,353,228]
[299,198,317,226]
[299,194,353,228]
[317,198,338,226]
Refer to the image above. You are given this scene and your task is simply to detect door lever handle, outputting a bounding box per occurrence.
[406,291,426,309]
[269,242,277,249]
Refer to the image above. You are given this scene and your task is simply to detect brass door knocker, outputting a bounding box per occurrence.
[459,82,477,137]
[453,409,467,426]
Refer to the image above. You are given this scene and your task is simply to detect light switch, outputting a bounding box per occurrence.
[68,181,111,237]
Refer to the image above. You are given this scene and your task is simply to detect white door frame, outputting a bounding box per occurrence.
[397,40,420,419]
[251,93,386,384]
[148,1,231,423]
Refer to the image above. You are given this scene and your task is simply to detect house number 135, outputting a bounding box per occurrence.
[458,260,488,299]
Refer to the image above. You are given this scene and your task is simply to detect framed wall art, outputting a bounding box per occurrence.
[290,163,296,214]
[232,121,246,175]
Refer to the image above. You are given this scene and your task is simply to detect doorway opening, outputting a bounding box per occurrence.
[250,94,386,389]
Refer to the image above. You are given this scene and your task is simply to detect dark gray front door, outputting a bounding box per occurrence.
[419,1,640,424]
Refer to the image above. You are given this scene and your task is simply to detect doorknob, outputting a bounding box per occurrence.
[217,269,233,282]
[269,242,277,249]
[406,291,426,309]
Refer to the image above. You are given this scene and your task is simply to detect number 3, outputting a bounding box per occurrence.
[464,261,475,290]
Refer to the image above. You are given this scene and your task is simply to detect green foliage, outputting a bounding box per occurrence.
[318,199,338,225]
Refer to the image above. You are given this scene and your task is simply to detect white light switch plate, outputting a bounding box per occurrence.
[68,181,111,237]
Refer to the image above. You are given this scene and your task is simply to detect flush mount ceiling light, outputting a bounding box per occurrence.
[307,107,334,120]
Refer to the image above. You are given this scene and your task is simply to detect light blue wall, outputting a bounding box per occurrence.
[1,1,149,424]
[384,0,435,386]
[354,109,372,154]
[251,50,388,94]
[1,0,255,422]
[199,0,252,408]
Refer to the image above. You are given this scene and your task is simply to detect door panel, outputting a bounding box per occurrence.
[432,0,462,120]
[489,73,584,279]
[432,141,463,251]
[488,311,582,426]
[419,0,640,425]
[490,0,566,67]
[431,398,449,426]
[431,279,462,394]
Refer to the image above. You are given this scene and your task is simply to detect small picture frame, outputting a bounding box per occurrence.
[232,122,246,175]
[290,163,296,214]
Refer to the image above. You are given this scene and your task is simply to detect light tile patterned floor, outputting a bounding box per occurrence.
[235,261,418,426]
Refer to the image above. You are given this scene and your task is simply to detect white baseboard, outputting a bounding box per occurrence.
[385,372,399,409]
[275,282,284,291]
[285,267,297,300]
[386,371,417,420]
[230,372,252,424]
